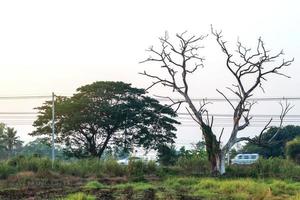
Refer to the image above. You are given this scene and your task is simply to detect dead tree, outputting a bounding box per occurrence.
[140,29,293,174]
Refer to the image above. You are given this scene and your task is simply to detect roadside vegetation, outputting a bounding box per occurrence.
[1,155,300,199]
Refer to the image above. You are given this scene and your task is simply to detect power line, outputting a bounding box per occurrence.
[0,95,52,99]
[0,95,300,101]
[0,112,37,115]
[177,113,300,118]
[156,97,300,102]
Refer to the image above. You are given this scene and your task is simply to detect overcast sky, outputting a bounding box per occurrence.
[0,0,299,147]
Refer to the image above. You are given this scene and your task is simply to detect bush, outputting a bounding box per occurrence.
[176,155,210,176]
[0,162,16,179]
[102,159,126,177]
[286,137,300,164]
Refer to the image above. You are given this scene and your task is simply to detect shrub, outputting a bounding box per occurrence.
[102,159,126,177]
[0,162,16,179]
[128,160,145,181]
[286,137,300,164]
[176,155,210,176]
[145,160,157,174]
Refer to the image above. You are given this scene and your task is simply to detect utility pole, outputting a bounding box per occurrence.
[51,92,55,168]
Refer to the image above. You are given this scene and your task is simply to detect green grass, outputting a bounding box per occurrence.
[156,177,300,200]
[61,192,96,200]
[113,182,153,191]
[83,181,107,189]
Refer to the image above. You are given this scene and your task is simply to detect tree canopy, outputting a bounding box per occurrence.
[31,81,179,158]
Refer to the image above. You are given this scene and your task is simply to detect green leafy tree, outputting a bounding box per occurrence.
[31,81,179,158]
[241,125,300,158]
[0,125,23,158]
[286,137,300,164]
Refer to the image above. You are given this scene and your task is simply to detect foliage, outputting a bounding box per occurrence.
[176,155,210,176]
[57,158,127,178]
[0,161,16,179]
[7,155,52,173]
[31,81,179,158]
[157,144,178,166]
[286,137,300,164]
[179,141,207,159]
[127,159,159,181]
[20,137,66,159]
[241,125,300,158]
[174,142,210,176]
[226,157,300,180]
[157,141,207,167]
[0,123,23,159]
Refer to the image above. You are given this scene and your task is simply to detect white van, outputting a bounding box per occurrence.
[231,153,259,165]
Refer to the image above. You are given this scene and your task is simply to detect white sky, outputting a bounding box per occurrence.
[0,0,299,147]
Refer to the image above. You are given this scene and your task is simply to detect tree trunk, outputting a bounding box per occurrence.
[97,133,112,159]
[208,150,226,175]
[201,125,222,175]
[219,152,226,175]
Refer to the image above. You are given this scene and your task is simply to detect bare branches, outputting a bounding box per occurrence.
[211,25,294,154]
[236,99,293,146]
[216,89,235,110]
[153,95,185,112]
[197,99,213,127]
[142,28,293,165]
[267,100,294,142]
[211,26,294,101]
[219,128,224,143]
[140,31,207,95]
[141,31,209,128]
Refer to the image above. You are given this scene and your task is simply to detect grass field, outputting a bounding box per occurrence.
[1,156,300,199]
[1,171,300,200]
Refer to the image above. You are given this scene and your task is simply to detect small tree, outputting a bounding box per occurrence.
[0,125,23,158]
[141,28,293,174]
[286,137,300,164]
[31,81,179,158]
